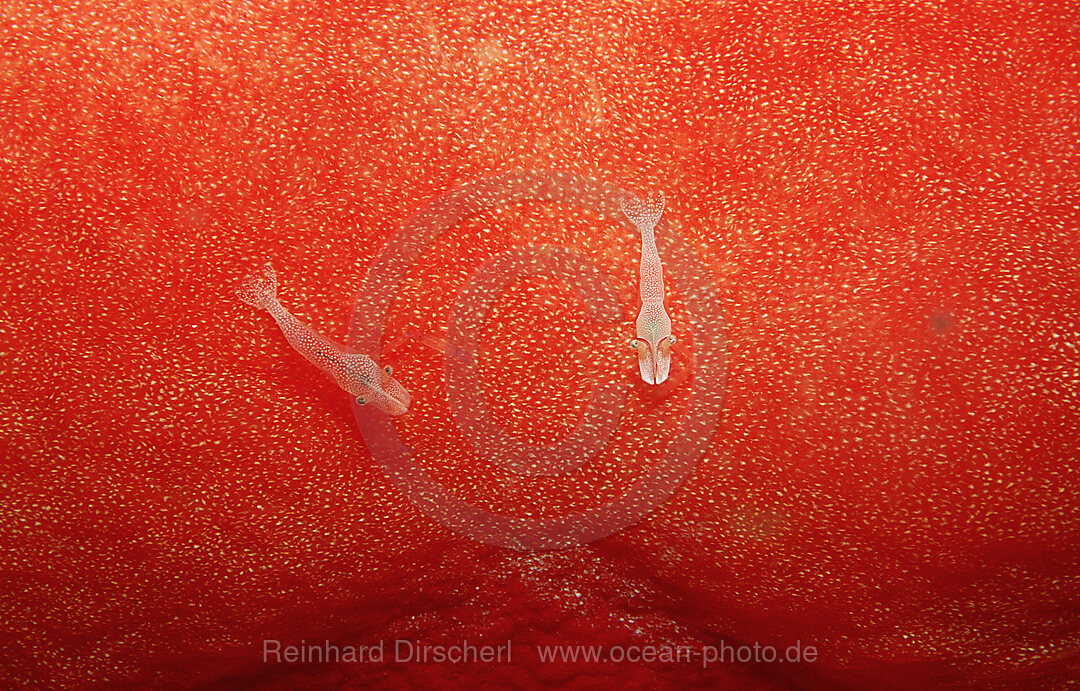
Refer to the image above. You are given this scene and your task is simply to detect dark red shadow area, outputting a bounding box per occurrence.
[2,1,1078,688]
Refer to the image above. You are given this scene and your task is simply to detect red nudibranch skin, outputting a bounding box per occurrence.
[3,2,1078,689]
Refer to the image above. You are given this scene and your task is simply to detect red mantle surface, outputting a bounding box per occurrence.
[2,1,1078,688]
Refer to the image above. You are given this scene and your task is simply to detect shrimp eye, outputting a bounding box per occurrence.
[667,335,676,345]
[355,396,367,406]
[384,365,393,375]
[628,339,640,349]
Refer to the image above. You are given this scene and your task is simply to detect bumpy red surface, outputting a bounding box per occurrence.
[3,1,1078,689]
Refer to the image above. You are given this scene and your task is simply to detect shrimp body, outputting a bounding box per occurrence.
[622,191,675,385]
[236,263,411,415]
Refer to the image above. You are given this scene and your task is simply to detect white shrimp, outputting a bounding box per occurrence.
[236,263,411,415]
[622,190,675,385]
